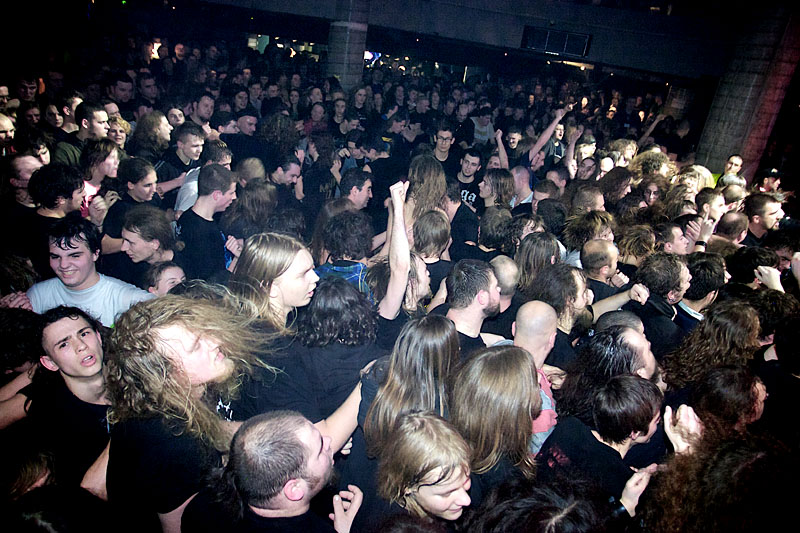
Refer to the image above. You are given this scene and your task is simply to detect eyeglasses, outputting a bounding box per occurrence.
[436,136,453,142]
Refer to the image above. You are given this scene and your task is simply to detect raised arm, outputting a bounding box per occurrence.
[378,182,411,320]
[494,129,509,169]
[563,125,585,179]
[529,104,573,161]
[315,382,362,452]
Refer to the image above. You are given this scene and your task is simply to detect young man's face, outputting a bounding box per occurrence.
[725,156,743,175]
[111,81,134,103]
[506,132,522,149]
[237,115,257,136]
[296,421,334,495]
[349,179,373,210]
[177,134,204,161]
[85,111,110,140]
[271,249,319,309]
[460,155,481,178]
[435,130,454,153]
[41,316,103,379]
[49,238,99,291]
[757,201,785,231]
[157,325,233,386]
[120,228,159,264]
[216,182,237,212]
[64,185,86,213]
[128,171,158,202]
[275,163,301,185]
[140,78,159,100]
[193,96,215,122]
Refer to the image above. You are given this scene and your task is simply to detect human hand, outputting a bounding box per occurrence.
[330,485,363,533]
[755,265,784,291]
[620,468,654,517]
[628,283,649,305]
[331,158,342,175]
[0,292,33,310]
[89,195,109,226]
[339,437,354,455]
[664,404,702,455]
[610,270,629,288]
[295,148,306,163]
[225,236,244,257]
[338,148,351,159]
[389,180,409,208]
[568,125,584,144]
[494,129,503,143]
[555,103,575,119]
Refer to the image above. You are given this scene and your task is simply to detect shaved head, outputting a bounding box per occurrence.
[513,301,558,368]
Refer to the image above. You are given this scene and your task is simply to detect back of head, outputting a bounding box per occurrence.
[446,259,493,309]
[592,374,662,444]
[727,246,778,285]
[226,411,309,510]
[28,164,84,210]
[322,209,373,261]
[689,365,760,436]
[490,255,518,297]
[561,210,614,251]
[635,251,684,298]
[684,252,726,301]
[536,199,568,236]
[296,277,376,347]
[594,310,643,333]
[616,224,655,260]
[449,345,540,476]
[235,157,265,183]
[412,210,450,258]
[478,207,512,251]
[198,163,235,197]
[580,239,615,275]
[515,231,560,295]
[526,263,581,319]
[408,154,446,219]
[715,211,748,240]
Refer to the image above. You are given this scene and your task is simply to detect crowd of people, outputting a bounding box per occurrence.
[0,33,798,533]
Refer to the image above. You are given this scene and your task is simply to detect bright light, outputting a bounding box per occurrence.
[151,42,161,60]
[364,51,374,61]
[276,43,284,48]
[404,56,409,61]
[580,66,585,71]
[399,65,406,71]
[289,48,296,58]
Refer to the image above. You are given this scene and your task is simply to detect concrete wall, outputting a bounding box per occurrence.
[209,0,734,79]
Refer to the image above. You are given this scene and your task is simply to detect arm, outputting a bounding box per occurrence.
[156,172,187,196]
[101,234,124,255]
[494,129,509,169]
[529,104,573,161]
[158,494,196,533]
[377,182,411,320]
[81,442,110,501]
[591,283,649,323]
[0,393,28,430]
[314,382,361,453]
[637,114,665,148]
[563,125,584,178]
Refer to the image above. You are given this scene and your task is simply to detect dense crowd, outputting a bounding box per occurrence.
[0,34,798,533]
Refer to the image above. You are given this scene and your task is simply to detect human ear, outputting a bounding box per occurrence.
[40,355,60,372]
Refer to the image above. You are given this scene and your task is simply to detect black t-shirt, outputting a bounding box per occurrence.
[182,487,336,533]
[481,293,525,339]
[21,377,110,486]
[25,213,60,280]
[436,150,462,180]
[376,313,410,352]
[587,277,620,303]
[537,416,633,500]
[155,149,202,208]
[545,329,577,370]
[107,416,221,531]
[176,208,226,281]
[450,202,479,246]
[426,259,453,296]
[2,198,37,259]
[458,177,481,209]
[103,193,163,239]
[458,330,486,360]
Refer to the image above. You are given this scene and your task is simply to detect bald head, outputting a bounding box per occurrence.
[513,301,558,368]
[580,239,618,278]
[490,255,519,298]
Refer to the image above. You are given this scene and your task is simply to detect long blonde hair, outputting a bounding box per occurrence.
[228,232,307,332]
[106,296,272,452]
[449,346,541,478]
[407,154,447,220]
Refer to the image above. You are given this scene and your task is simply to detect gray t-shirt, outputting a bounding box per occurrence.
[28,274,154,326]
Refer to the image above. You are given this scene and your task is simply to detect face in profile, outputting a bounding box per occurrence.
[411,466,472,520]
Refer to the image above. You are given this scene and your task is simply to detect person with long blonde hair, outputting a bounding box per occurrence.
[449,345,541,506]
[105,295,271,533]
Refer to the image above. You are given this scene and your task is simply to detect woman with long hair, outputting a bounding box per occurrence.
[478,168,515,213]
[220,180,277,240]
[302,132,339,217]
[340,315,461,530]
[515,231,561,299]
[377,412,472,523]
[662,300,761,391]
[127,110,173,164]
[449,345,541,506]
[105,295,270,532]
[310,198,357,266]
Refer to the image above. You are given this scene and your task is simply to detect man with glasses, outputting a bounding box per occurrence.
[432,121,461,179]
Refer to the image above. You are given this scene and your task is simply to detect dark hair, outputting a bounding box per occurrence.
[527,263,584,319]
[684,252,726,301]
[727,246,778,285]
[635,252,686,299]
[201,139,233,164]
[695,187,722,212]
[143,261,183,291]
[117,157,155,186]
[297,277,377,347]
[175,121,205,144]
[74,101,105,128]
[445,178,462,204]
[598,167,633,203]
[595,310,643,332]
[689,365,761,435]
[653,222,681,249]
[123,204,178,252]
[340,168,371,196]
[198,164,236,196]
[745,288,800,340]
[79,139,121,177]
[39,305,102,339]
[743,192,780,219]
[0,308,44,372]
[446,259,494,309]
[592,374,662,445]
[515,232,560,297]
[558,325,646,422]
[413,211,450,258]
[28,164,84,210]
[322,210,373,261]
[47,212,102,255]
[265,209,306,242]
[536,199,568,237]
[478,207,512,251]
[533,179,560,197]
[773,315,800,375]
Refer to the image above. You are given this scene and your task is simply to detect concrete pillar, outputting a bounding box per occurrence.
[695,9,800,181]
[325,0,369,92]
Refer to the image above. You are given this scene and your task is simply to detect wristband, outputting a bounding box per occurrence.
[695,240,707,247]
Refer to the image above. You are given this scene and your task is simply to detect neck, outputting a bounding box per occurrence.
[446,307,484,338]
[62,121,78,133]
[591,430,632,458]
[37,206,67,218]
[89,170,105,188]
[63,371,107,405]
[76,129,90,142]
[516,185,533,198]
[249,501,310,519]
[557,313,574,335]
[191,197,217,220]
[457,172,474,184]
[150,249,174,264]
[176,149,192,166]
[681,298,705,313]
[499,295,512,313]
[434,147,449,161]
[190,114,207,126]
[15,189,34,206]
[750,223,767,239]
